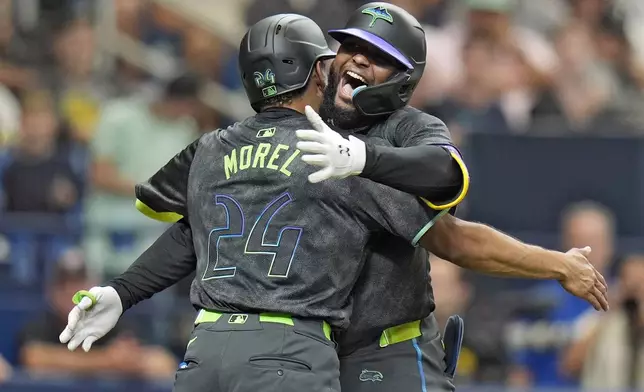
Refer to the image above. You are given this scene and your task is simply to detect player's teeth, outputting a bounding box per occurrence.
[347,71,366,85]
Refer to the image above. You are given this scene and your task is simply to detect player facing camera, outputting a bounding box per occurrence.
[320,2,426,129]
[239,13,335,114]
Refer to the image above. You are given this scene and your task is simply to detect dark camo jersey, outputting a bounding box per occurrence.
[337,106,458,353]
[136,108,442,329]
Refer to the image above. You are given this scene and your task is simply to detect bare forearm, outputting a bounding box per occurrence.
[21,343,111,374]
[91,162,136,197]
[93,175,135,196]
[423,215,568,280]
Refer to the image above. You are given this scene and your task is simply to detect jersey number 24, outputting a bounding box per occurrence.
[202,192,303,280]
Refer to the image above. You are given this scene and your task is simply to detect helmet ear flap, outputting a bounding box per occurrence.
[398,82,415,101]
[352,70,413,116]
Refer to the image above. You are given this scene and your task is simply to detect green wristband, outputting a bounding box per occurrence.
[72,290,97,309]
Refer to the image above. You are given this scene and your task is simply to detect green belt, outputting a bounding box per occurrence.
[194,309,332,341]
[379,320,422,347]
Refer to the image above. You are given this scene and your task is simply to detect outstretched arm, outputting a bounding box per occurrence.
[419,214,609,311]
[59,222,197,352]
[107,220,196,311]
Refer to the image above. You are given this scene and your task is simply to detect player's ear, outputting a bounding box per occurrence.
[313,59,329,92]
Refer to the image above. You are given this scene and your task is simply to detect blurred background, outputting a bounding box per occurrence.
[0,0,642,391]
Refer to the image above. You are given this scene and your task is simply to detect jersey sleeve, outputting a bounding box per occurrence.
[135,138,200,222]
[392,112,470,210]
[393,111,453,147]
[360,142,466,209]
[107,219,196,311]
[353,180,451,247]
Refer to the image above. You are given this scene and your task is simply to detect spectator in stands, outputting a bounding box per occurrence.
[431,256,509,383]
[575,254,644,389]
[532,10,644,133]
[0,0,38,92]
[386,0,449,27]
[531,21,614,131]
[84,74,199,276]
[48,19,115,145]
[508,200,617,388]
[593,13,644,130]
[417,0,558,131]
[428,34,511,145]
[513,0,568,38]
[114,1,227,129]
[88,73,199,200]
[18,249,177,379]
[245,0,353,43]
[1,90,81,214]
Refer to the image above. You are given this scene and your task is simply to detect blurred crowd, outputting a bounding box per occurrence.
[0,0,643,390]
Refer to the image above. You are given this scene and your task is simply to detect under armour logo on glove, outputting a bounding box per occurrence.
[296,106,366,183]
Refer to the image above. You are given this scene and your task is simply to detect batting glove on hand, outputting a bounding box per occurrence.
[59,286,123,352]
[296,105,366,183]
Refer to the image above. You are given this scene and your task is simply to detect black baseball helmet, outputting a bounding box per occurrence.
[328,2,426,116]
[239,14,335,112]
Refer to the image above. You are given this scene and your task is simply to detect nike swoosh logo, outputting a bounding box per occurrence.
[187,336,198,348]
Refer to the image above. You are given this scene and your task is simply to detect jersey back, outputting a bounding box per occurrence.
[137,108,441,328]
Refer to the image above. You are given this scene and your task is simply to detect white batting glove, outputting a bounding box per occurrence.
[296,105,367,183]
[59,286,123,352]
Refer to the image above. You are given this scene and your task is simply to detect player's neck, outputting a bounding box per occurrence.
[283,101,307,115]
[287,86,322,114]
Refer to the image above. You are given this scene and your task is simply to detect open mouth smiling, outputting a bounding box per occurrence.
[338,70,370,102]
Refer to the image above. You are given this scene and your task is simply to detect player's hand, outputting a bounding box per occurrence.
[296,105,366,183]
[558,247,609,311]
[59,286,123,352]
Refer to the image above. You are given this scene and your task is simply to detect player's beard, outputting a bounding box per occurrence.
[319,66,372,131]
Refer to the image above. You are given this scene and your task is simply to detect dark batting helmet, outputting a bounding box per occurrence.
[328,2,426,116]
[239,14,336,112]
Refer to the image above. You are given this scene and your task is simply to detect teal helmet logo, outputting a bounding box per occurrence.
[254,69,276,88]
[361,6,393,27]
[254,69,277,98]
